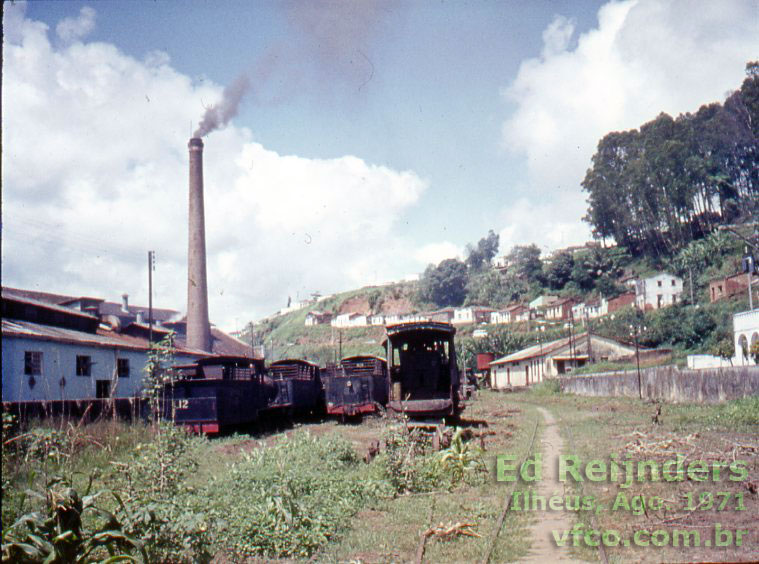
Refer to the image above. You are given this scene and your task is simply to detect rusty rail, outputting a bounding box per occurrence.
[479,414,540,564]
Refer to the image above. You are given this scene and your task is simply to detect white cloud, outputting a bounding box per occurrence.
[2,4,428,330]
[499,0,758,253]
[56,6,96,43]
[413,242,462,266]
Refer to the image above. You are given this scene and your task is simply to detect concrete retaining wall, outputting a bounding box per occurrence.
[559,366,759,403]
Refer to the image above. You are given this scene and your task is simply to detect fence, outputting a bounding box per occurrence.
[559,366,759,403]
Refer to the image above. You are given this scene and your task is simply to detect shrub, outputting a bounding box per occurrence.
[374,422,444,494]
[1,477,145,563]
[436,428,487,486]
[110,424,211,562]
[530,379,561,395]
[203,432,379,559]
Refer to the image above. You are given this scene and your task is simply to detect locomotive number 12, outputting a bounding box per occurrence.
[175,399,189,410]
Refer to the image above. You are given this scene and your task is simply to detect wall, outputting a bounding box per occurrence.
[3,336,198,402]
[733,309,759,366]
[559,366,759,403]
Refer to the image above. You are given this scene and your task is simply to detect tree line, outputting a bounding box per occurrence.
[582,62,758,258]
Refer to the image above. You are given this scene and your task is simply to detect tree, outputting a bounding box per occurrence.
[582,64,758,259]
[544,251,574,290]
[418,258,469,307]
[506,244,544,284]
[465,269,527,307]
[466,230,500,271]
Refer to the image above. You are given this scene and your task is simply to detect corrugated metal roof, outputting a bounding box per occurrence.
[490,335,573,365]
[490,332,641,365]
[3,319,151,351]
[2,291,100,321]
[2,318,208,356]
[2,287,78,304]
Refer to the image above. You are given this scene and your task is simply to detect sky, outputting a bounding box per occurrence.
[3,0,758,331]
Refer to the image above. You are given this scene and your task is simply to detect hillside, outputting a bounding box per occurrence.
[241,227,755,369]
[241,282,420,365]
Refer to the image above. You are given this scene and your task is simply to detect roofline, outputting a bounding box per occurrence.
[3,326,207,357]
[270,358,320,368]
[341,354,387,363]
[386,321,456,336]
[2,293,100,321]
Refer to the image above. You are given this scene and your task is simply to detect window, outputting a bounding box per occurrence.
[24,351,42,375]
[117,358,130,378]
[96,380,111,399]
[657,280,663,287]
[76,355,91,376]
[671,279,676,286]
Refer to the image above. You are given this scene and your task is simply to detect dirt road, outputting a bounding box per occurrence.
[520,407,586,562]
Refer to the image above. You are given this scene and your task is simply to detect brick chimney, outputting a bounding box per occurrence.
[187,137,212,352]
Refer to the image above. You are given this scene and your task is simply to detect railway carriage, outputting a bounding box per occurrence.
[385,322,465,420]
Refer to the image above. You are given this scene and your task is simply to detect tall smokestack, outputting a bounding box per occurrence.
[187,137,212,352]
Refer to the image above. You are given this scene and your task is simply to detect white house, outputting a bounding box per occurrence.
[453,306,494,325]
[490,310,510,325]
[634,273,683,310]
[491,256,510,270]
[332,313,368,328]
[369,314,386,326]
[529,295,558,309]
[733,308,759,366]
[385,314,401,325]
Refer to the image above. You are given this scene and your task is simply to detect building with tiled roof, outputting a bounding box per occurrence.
[489,332,639,389]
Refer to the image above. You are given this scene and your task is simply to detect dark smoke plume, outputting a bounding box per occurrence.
[192,1,395,135]
[194,74,251,137]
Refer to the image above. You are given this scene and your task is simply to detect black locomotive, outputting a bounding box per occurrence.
[162,355,271,434]
[160,322,463,433]
[322,355,388,417]
[266,359,323,416]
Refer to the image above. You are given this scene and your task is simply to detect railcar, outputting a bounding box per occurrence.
[266,359,323,415]
[161,355,271,434]
[384,322,465,420]
[323,355,388,417]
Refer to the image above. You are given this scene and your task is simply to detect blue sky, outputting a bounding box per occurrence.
[24,0,604,246]
[5,0,758,329]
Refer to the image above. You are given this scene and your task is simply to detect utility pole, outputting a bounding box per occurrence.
[719,225,758,309]
[148,251,155,343]
[586,311,593,363]
[689,268,694,304]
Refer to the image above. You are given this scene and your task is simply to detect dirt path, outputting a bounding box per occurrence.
[520,407,586,562]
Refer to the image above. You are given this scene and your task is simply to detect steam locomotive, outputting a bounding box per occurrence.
[161,322,465,433]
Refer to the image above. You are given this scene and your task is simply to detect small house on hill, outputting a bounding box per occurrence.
[489,333,639,389]
[453,306,494,325]
[634,273,683,310]
[709,273,757,303]
[305,311,333,326]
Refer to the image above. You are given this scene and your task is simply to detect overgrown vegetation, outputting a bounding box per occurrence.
[2,411,492,562]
